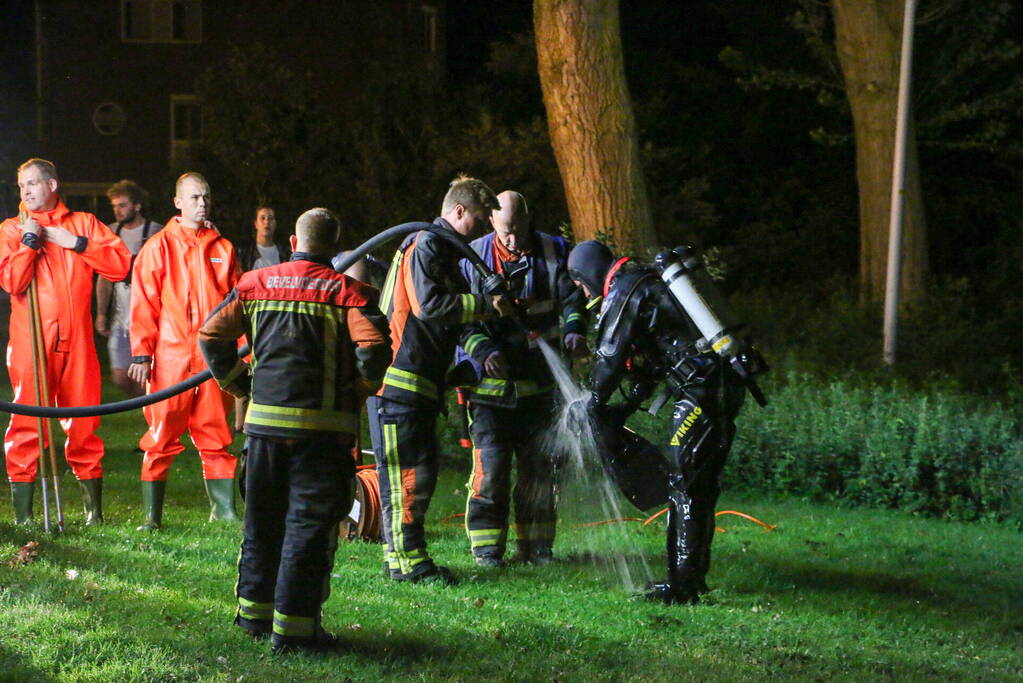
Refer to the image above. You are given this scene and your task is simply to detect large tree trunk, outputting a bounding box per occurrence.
[831,0,928,303]
[534,0,655,252]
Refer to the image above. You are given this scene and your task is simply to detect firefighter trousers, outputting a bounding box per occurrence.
[465,399,559,558]
[367,396,441,578]
[234,433,354,639]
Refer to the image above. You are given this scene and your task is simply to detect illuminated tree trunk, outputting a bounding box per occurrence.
[831,0,928,303]
[534,0,655,252]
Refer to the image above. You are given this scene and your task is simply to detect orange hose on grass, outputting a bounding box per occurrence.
[440,512,466,525]
[352,467,381,540]
[586,507,776,534]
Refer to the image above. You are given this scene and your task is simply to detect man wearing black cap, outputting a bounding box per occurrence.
[567,240,751,605]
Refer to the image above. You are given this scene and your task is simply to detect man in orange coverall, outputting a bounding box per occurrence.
[128,172,240,531]
[0,158,131,525]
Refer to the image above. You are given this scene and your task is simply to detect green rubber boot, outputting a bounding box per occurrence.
[136,481,166,531]
[79,478,103,526]
[11,482,34,525]
[205,478,239,522]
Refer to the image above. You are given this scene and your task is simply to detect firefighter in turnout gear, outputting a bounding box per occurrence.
[568,240,761,605]
[200,208,391,654]
[369,175,516,584]
[129,173,240,530]
[459,191,588,566]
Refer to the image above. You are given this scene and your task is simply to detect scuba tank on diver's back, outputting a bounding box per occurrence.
[653,245,769,406]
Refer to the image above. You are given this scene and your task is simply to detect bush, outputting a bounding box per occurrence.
[722,372,1023,526]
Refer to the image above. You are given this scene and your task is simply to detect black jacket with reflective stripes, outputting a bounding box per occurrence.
[199,253,391,439]
[376,218,495,409]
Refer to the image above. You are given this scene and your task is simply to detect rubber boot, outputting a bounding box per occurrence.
[645,490,700,605]
[205,478,239,522]
[11,482,34,525]
[79,478,103,526]
[691,497,717,594]
[136,481,166,531]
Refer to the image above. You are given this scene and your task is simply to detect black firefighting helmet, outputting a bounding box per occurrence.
[567,240,615,298]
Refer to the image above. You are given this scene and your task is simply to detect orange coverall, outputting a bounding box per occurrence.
[130,218,240,482]
[0,201,131,482]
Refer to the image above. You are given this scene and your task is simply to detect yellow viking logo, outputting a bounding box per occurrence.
[669,405,703,446]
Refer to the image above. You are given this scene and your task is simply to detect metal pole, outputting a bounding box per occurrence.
[883,0,918,365]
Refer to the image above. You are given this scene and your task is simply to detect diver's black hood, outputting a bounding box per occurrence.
[567,240,615,298]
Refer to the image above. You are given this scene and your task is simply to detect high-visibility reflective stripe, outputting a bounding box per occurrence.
[383,367,438,400]
[565,312,583,324]
[474,377,506,397]
[460,293,476,323]
[246,403,357,433]
[469,527,506,549]
[321,312,338,410]
[237,596,273,621]
[463,333,488,356]
[586,296,603,310]
[272,610,314,637]
[245,299,345,320]
[383,423,406,574]
[379,250,404,317]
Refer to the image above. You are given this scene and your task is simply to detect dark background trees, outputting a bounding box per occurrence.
[193,0,1023,392]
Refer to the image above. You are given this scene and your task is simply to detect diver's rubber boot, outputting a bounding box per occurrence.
[136,481,166,531]
[79,478,103,526]
[644,490,700,605]
[11,482,34,525]
[205,478,240,522]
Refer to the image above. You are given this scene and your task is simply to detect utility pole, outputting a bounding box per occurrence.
[882,0,917,365]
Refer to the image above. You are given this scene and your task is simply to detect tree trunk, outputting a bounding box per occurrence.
[533,0,655,252]
[831,0,928,303]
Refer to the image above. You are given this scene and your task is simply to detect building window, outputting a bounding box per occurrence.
[170,95,201,163]
[422,3,438,54]
[122,0,202,43]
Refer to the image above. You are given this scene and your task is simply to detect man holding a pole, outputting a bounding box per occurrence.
[0,158,132,525]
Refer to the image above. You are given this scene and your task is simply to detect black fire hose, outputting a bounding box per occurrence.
[0,221,508,419]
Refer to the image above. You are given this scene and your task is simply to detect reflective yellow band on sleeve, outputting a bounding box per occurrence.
[382,367,439,401]
[460,293,477,323]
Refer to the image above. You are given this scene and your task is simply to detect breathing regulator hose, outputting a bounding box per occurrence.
[0,221,507,419]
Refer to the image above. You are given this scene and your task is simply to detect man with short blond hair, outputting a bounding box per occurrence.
[130,172,240,531]
[368,175,515,584]
[0,158,131,525]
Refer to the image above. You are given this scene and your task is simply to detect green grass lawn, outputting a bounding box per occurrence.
[1,399,1021,682]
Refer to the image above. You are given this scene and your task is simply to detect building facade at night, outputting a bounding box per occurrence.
[0,0,445,222]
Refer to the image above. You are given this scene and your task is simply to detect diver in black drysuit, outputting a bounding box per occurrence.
[567,240,748,605]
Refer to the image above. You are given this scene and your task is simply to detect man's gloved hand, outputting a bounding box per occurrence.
[490,294,518,318]
[483,351,509,379]
[563,332,589,359]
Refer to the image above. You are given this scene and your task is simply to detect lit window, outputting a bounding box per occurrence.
[122,0,202,43]
[170,95,201,163]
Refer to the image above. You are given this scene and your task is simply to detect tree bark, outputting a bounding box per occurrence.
[831,0,928,303]
[533,0,655,252]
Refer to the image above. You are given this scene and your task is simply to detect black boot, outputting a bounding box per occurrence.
[79,478,103,526]
[645,489,700,605]
[205,478,240,522]
[136,481,166,531]
[11,482,34,525]
[691,496,718,594]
